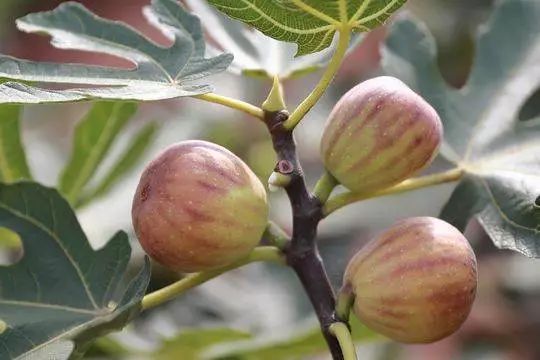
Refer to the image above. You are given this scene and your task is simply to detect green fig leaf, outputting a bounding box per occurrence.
[0,105,31,182]
[185,0,364,79]
[59,102,138,206]
[382,0,540,256]
[0,182,150,359]
[0,0,232,104]
[207,0,406,56]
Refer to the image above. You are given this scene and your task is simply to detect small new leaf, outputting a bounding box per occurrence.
[207,0,406,56]
[382,0,540,257]
[0,0,232,104]
[0,182,150,358]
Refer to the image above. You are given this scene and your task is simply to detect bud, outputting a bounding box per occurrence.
[343,217,477,343]
[321,76,443,193]
[132,140,268,272]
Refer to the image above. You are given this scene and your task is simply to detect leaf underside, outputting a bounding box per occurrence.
[382,0,540,257]
[0,0,232,104]
[185,0,364,79]
[0,182,150,358]
[207,0,406,56]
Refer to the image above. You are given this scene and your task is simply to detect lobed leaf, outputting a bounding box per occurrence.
[0,105,31,182]
[382,0,540,256]
[207,0,406,56]
[185,0,363,79]
[0,182,150,358]
[0,0,232,104]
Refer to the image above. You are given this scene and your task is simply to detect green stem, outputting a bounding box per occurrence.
[313,171,339,204]
[141,246,285,311]
[323,168,464,217]
[335,284,355,322]
[329,322,358,360]
[263,221,290,249]
[283,28,352,130]
[195,93,265,120]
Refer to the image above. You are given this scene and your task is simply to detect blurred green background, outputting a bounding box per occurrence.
[0,1,539,359]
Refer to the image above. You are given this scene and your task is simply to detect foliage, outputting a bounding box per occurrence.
[382,0,540,257]
[0,0,536,359]
[184,0,363,79]
[0,182,150,358]
[207,0,406,55]
[0,0,232,103]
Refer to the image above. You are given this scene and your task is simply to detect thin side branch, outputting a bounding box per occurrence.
[195,93,265,120]
[265,110,346,359]
[141,247,285,311]
[323,168,464,216]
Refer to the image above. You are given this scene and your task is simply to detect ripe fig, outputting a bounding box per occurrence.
[132,140,268,272]
[343,217,477,343]
[321,76,443,193]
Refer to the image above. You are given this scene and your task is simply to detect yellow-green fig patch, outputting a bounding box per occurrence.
[132,140,268,272]
[344,217,477,343]
[321,76,443,193]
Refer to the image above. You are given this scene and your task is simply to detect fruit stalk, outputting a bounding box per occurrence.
[265,110,345,360]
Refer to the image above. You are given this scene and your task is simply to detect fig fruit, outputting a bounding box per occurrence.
[132,140,268,272]
[321,76,443,193]
[343,217,477,343]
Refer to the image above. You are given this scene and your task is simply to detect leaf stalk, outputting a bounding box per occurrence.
[323,168,464,216]
[195,93,265,120]
[141,246,285,311]
[283,27,352,129]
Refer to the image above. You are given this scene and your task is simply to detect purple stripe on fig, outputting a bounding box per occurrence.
[132,140,268,273]
[321,76,443,194]
[343,217,477,344]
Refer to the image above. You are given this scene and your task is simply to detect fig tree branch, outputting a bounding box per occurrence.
[141,246,285,311]
[283,28,352,130]
[265,109,347,360]
[323,168,464,216]
[195,93,265,120]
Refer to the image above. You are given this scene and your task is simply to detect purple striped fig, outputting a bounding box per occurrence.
[343,217,477,343]
[321,76,443,193]
[132,140,268,272]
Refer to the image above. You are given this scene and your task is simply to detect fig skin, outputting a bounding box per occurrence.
[132,140,268,272]
[343,217,477,343]
[321,76,443,193]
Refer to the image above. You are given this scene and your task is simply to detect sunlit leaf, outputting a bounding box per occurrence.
[186,0,363,79]
[207,0,406,56]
